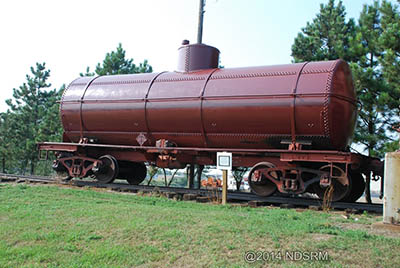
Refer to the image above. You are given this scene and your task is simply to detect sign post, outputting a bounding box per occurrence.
[217,152,232,205]
[222,170,228,205]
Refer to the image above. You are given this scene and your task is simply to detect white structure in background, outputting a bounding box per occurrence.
[383,152,400,225]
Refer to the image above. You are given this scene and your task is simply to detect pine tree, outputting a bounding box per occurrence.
[37,85,64,143]
[291,0,398,156]
[81,43,152,76]
[349,2,391,157]
[291,0,356,62]
[0,112,18,173]
[79,66,95,77]
[5,63,61,174]
[379,0,400,145]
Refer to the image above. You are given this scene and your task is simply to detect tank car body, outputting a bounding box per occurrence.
[61,59,356,151]
[38,42,383,202]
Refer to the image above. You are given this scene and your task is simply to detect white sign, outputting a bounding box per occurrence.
[217,152,232,170]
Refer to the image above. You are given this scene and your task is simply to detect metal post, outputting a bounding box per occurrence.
[196,165,204,189]
[383,152,400,225]
[222,169,228,205]
[188,164,195,189]
[197,0,205,44]
[366,172,372,204]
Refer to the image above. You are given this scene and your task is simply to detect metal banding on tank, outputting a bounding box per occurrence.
[38,41,382,203]
[60,59,356,151]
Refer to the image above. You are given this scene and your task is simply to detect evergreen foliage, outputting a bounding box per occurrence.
[81,43,152,76]
[292,0,356,62]
[2,45,153,175]
[350,2,389,156]
[380,1,400,126]
[3,63,62,174]
[1,1,398,176]
[291,0,400,156]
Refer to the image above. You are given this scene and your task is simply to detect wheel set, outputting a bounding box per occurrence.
[248,162,366,202]
[53,153,367,202]
[90,155,147,185]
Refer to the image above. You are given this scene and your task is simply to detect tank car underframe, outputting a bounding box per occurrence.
[37,141,383,201]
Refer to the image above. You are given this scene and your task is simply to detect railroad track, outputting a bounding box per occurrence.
[0,173,55,183]
[0,173,383,213]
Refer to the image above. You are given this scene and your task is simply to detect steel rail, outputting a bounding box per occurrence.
[70,180,382,213]
[0,173,382,213]
[0,173,54,183]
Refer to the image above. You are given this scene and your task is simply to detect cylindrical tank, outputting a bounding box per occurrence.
[60,59,356,150]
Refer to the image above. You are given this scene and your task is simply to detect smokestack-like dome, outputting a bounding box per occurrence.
[177,40,220,72]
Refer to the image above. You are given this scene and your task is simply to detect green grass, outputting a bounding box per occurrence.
[0,183,399,267]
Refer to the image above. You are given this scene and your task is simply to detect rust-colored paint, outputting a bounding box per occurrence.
[60,60,356,151]
[177,43,220,72]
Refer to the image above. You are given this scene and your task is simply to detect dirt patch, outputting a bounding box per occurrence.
[338,222,400,238]
[310,233,334,241]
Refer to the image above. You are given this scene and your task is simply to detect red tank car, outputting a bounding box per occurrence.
[38,42,383,202]
[61,58,356,151]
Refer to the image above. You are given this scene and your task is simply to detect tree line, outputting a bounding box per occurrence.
[0,0,399,175]
[292,0,400,156]
[0,44,152,175]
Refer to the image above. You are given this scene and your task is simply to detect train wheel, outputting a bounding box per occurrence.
[117,161,147,185]
[94,155,119,184]
[313,165,351,202]
[248,162,277,197]
[126,163,147,185]
[341,172,365,202]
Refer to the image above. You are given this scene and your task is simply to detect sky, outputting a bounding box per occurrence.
[0,0,385,112]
